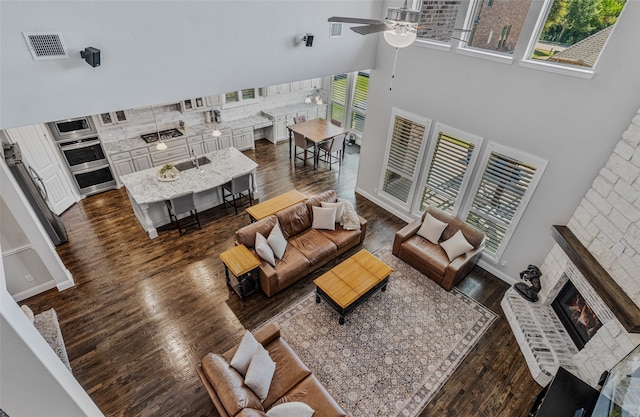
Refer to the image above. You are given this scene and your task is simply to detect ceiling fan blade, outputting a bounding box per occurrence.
[421,26,471,33]
[328,16,383,25]
[351,23,393,35]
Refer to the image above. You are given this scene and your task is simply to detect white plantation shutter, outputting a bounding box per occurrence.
[381,109,431,207]
[416,124,483,214]
[463,143,547,257]
[330,74,347,125]
[349,72,369,132]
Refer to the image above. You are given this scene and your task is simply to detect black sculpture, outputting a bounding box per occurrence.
[514,264,542,302]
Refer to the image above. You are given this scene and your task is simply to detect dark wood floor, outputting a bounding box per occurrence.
[24,139,542,417]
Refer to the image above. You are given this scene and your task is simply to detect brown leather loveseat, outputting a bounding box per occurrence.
[393,206,485,290]
[235,190,367,297]
[197,323,347,417]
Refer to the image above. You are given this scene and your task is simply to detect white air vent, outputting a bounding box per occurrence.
[22,31,69,60]
[330,22,343,38]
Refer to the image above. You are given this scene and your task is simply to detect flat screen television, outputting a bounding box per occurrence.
[591,344,640,417]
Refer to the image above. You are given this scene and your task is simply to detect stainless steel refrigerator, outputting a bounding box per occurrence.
[3,142,68,245]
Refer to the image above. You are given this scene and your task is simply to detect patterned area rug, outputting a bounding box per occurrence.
[258,246,496,417]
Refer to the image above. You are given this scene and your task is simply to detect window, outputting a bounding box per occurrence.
[416,0,462,44]
[380,109,432,208]
[414,123,484,214]
[223,88,258,105]
[462,0,532,55]
[461,143,547,259]
[329,74,347,126]
[526,0,626,69]
[349,71,369,133]
[330,71,371,137]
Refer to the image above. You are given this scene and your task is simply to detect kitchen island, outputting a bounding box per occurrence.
[120,147,257,238]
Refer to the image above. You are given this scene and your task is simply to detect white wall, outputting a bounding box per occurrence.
[0,245,103,416]
[357,1,640,282]
[0,0,382,129]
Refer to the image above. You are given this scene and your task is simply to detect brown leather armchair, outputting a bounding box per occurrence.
[392,206,485,291]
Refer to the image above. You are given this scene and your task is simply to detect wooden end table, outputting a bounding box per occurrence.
[314,249,393,324]
[245,189,306,222]
[220,244,261,300]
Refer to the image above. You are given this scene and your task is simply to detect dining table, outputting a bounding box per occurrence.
[287,118,349,170]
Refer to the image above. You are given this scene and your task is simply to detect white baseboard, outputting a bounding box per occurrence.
[56,269,75,291]
[12,281,57,302]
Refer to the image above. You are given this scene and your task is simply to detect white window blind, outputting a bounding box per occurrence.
[241,88,256,100]
[380,110,431,206]
[330,74,347,126]
[463,145,546,257]
[225,92,239,103]
[349,71,369,132]
[416,124,483,214]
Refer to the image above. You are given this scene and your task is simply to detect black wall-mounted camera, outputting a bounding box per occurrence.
[80,47,100,67]
[304,34,314,47]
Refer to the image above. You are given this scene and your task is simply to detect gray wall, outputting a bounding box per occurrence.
[0,0,382,129]
[357,1,640,281]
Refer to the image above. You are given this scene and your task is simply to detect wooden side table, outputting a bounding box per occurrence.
[219,244,261,300]
[245,189,306,222]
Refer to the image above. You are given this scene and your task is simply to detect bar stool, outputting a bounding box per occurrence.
[222,172,254,215]
[166,191,201,236]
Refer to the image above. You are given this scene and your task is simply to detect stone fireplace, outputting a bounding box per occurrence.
[503,107,640,387]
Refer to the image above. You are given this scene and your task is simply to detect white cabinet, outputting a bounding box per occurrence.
[307,107,319,120]
[149,138,189,166]
[110,151,135,183]
[263,83,291,96]
[268,115,287,143]
[97,110,130,126]
[232,127,254,151]
[110,148,153,186]
[217,132,233,149]
[187,134,205,157]
[202,137,219,153]
[180,97,208,113]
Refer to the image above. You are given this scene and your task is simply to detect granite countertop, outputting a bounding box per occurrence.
[261,102,326,119]
[102,114,273,154]
[119,147,257,205]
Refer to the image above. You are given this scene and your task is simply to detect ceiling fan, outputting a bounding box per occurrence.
[329,1,468,90]
[328,0,468,49]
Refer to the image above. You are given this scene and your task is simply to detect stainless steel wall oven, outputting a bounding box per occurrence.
[48,118,116,196]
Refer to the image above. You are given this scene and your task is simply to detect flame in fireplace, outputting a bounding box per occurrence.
[567,295,601,338]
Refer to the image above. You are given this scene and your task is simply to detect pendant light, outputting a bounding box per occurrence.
[151,105,167,150]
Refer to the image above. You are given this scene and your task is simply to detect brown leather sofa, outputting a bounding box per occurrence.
[235,190,367,297]
[196,323,347,417]
[392,206,485,290]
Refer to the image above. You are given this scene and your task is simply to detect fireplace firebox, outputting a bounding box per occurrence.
[552,280,603,350]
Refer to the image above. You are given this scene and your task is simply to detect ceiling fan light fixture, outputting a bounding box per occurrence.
[383,25,417,48]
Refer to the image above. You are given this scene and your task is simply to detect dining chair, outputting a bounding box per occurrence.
[319,135,345,170]
[294,115,306,124]
[166,191,201,236]
[222,172,254,215]
[293,131,313,166]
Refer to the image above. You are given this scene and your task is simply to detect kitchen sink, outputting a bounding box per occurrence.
[174,157,211,171]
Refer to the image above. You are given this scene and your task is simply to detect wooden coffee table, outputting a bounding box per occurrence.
[245,189,306,222]
[314,249,393,324]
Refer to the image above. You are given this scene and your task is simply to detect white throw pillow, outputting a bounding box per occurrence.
[255,233,276,267]
[244,344,276,402]
[338,198,360,231]
[266,402,315,417]
[417,213,448,244]
[230,330,260,377]
[440,230,474,262]
[267,220,287,260]
[321,201,344,223]
[311,206,336,230]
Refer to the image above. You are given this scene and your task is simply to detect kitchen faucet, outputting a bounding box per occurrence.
[191,149,200,170]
